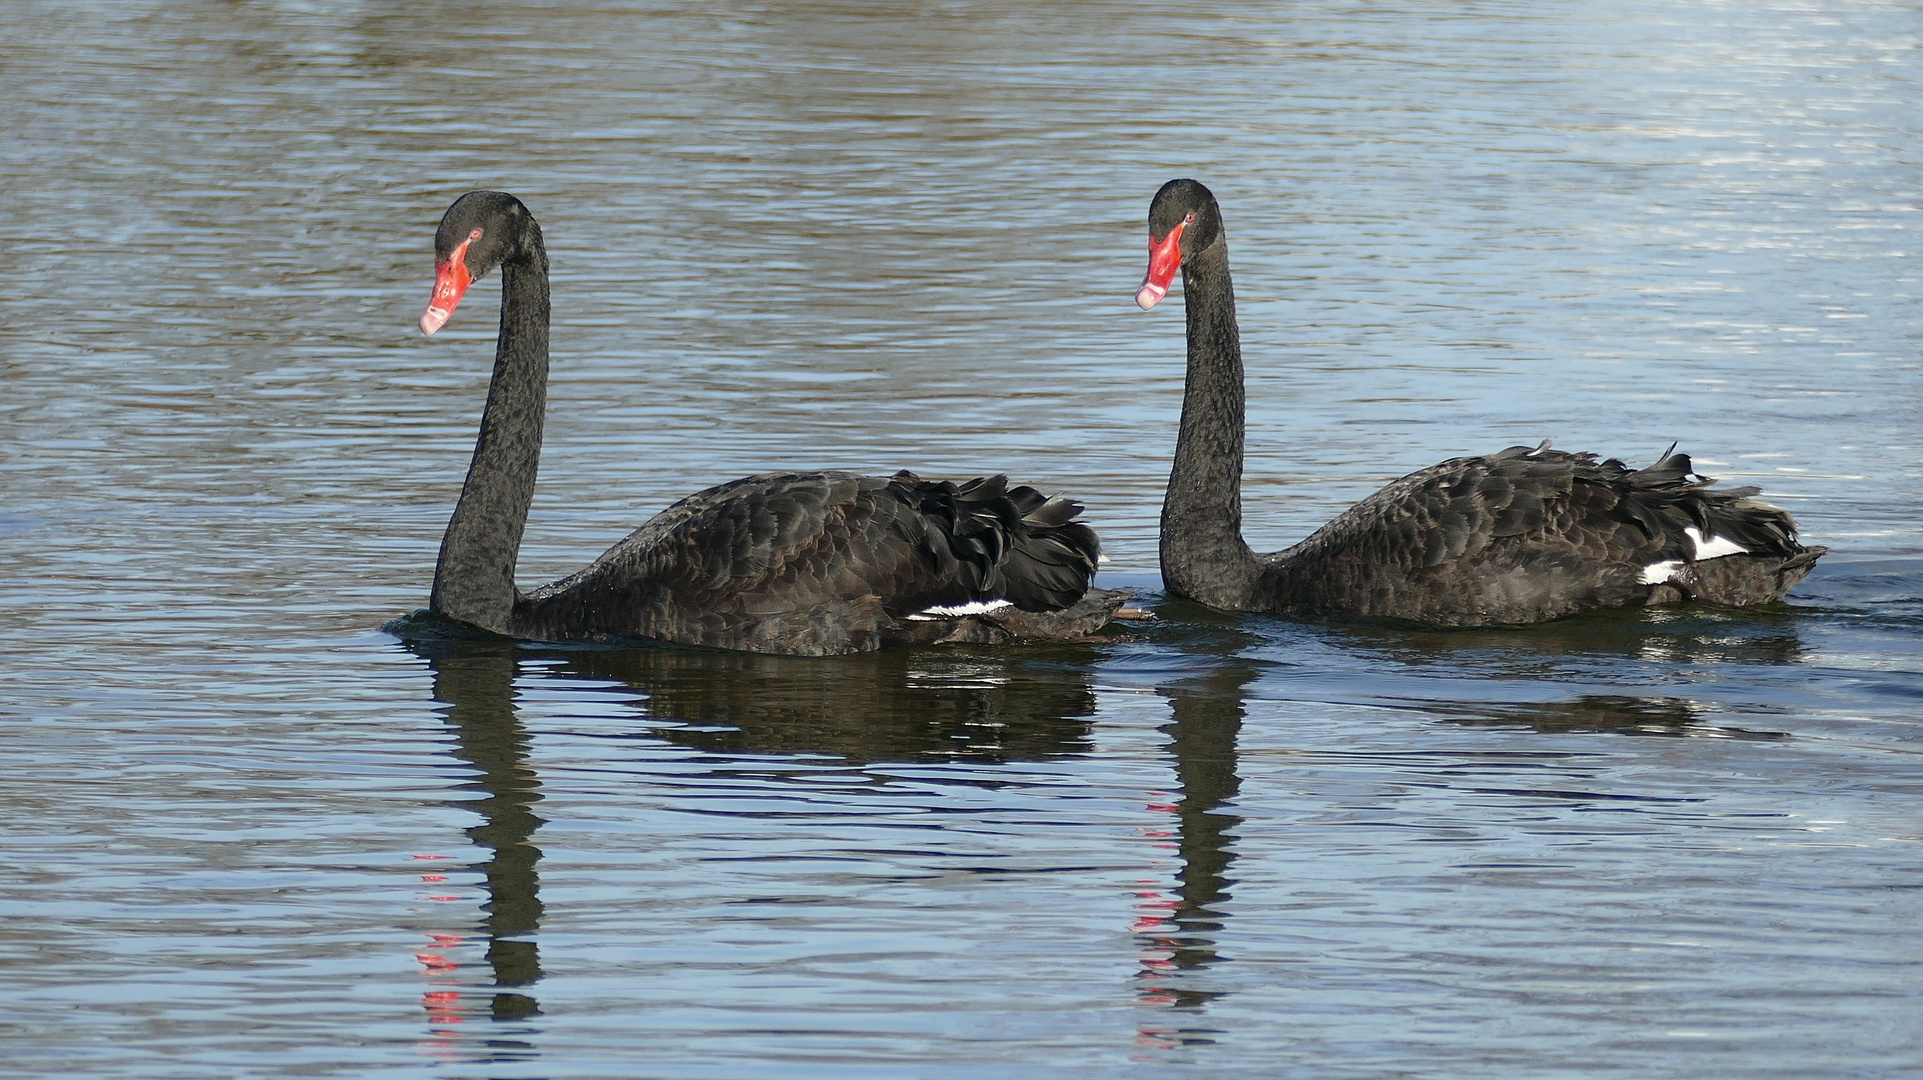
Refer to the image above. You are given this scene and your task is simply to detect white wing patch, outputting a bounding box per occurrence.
[1639,560,1684,585]
[1684,526,1748,560]
[1641,526,1751,585]
[905,599,1014,622]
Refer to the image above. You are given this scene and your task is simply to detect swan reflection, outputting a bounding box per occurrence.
[1135,656,1261,1029]
[1447,693,1789,740]
[556,643,1104,766]
[401,626,1112,1053]
[1331,604,1810,671]
[411,634,546,1048]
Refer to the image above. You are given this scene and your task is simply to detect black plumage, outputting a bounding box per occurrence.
[1138,178,1824,627]
[416,191,1116,655]
[518,470,1108,653]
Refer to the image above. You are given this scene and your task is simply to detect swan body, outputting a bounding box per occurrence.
[1137,178,1824,627]
[416,190,1118,655]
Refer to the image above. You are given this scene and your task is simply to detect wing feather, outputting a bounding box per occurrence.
[517,470,1103,651]
[1253,445,1815,624]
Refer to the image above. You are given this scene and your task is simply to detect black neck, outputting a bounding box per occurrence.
[1160,239,1259,606]
[431,243,550,632]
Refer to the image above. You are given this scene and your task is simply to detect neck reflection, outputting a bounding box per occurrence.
[1138,658,1257,1017]
[421,637,546,1024]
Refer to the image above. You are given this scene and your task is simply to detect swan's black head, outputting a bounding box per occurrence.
[419,190,541,336]
[1135,178,1224,311]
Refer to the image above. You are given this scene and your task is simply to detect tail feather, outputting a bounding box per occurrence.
[1686,546,1827,605]
[1002,484,1050,516]
[1611,450,1804,559]
[957,474,1009,502]
[1020,495,1084,529]
[1603,448,1822,602]
[903,474,1102,615]
[1002,520,1101,610]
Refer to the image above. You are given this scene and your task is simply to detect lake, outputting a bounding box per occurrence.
[2,1,1919,1076]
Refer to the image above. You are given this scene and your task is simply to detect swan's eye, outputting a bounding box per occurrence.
[1183,211,1196,225]
[467,228,484,241]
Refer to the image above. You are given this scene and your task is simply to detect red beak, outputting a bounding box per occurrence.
[1135,221,1186,310]
[419,238,476,336]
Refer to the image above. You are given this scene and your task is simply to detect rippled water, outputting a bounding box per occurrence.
[4,1,1921,1076]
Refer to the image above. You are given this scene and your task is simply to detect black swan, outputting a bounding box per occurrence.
[1135,178,1824,626]
[413,190,1123,655]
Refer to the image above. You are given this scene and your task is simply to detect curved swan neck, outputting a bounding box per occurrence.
[431,239,551,632]
[1160,239,1260,606]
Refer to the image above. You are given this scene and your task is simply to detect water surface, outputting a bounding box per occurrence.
[3,1,1920,1076]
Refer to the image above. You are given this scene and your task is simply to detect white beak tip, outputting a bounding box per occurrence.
[1135,284,1167,310]
[419,307,451,336]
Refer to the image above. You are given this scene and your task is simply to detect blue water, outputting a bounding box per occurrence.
[2,1,1919,1076]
